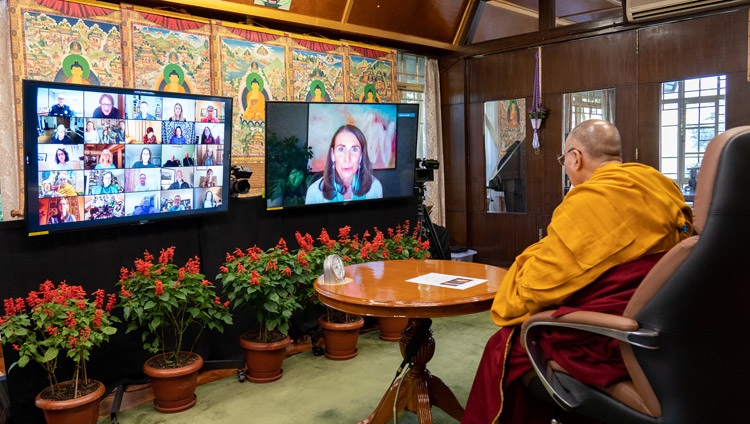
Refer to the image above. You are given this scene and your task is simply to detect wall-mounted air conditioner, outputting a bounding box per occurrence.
[624,0,747,22]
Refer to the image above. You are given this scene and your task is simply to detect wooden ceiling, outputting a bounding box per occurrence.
[152,0,626,54]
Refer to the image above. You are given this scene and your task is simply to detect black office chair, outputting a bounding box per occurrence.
[520,126,750,423]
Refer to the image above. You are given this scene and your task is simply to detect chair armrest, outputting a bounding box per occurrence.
[521,310,659,350]
[520,309,660,410]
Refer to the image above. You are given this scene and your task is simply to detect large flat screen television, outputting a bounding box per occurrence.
[22,80,233,236]
[265,102,419,210]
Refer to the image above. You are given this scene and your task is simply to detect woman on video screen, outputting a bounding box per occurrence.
[305,124,382,204]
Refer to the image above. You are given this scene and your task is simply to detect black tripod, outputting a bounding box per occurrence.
[415,181,446,260]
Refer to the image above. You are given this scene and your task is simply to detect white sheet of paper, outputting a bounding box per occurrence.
[406,272,487,290]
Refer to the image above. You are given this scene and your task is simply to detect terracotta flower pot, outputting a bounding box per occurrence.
[377,316,409,341]
[318,314,365,360]
[143,352,203,413]
[239,331,291,383]
[35,379,105,424]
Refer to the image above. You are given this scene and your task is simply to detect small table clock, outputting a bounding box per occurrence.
[322,254,351,285]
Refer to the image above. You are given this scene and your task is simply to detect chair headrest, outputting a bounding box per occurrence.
[693,126,750,233]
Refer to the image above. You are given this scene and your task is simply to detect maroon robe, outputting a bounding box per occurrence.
[462,253,665,424]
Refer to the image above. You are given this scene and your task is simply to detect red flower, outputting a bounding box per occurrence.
[296,251,309,267]
[318,228,331,245]
[65,311,76,329]
[282,267,292,277]
[276,237,288,253]
[248,246,262,261]
[120,285,132,298]
[250,270,260,286]
[140,250,153,264]
[93,309,103,328]
[185,257,201,274]
[159,246,175,264]
[220,265,229,273]
[338,226,351,241]
[93,289,105,309]
[295,231,313,251]
[154,280,164,296]
[201,280,211,286]
[134,259,151,277]
[26,291,41,308]
[233,247,245,258]
[106,293,117,312]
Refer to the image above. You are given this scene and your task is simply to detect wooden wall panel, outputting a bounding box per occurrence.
[467,101,488,215]
[543,32,637,95]
[466,49,535,104]
[446,211,468,247]
[726,71,750,129]
[636,83,662,168]
[442,102,468,245]
[469,212,541,268]
[637,11,747,84]
[439,58,466,106]
[614,85,638,164]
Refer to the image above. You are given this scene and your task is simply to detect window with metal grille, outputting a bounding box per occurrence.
[660,75,726,199]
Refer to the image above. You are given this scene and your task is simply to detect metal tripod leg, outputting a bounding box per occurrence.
[418,203,445,260]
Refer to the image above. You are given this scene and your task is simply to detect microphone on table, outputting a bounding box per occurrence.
[395,318,432,378]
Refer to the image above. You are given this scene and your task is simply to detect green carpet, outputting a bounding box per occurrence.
[101,312,498,424]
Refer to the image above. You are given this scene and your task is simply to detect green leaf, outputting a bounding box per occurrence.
[42,347,58,363]
[18,356,30,368]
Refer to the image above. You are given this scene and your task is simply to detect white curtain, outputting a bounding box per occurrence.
[423,58,445,227]
[0,0,21,221]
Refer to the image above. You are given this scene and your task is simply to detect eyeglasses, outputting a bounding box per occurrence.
[557,147,579,166]
[100,103,112,107]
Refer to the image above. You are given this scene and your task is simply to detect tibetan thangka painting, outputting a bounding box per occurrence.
[348,56,394,103]
[292,50,344,102]
[130,24,211,95]
[221,37,287,158]
[22,11,122,87]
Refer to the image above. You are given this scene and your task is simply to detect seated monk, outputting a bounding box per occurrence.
[462,119,694,424]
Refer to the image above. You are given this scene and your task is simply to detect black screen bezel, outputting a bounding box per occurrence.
[264,101,419,211]
[22,79,234,236]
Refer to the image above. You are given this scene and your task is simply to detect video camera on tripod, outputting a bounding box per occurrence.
[415,158,440,184]
[413,158,446,259]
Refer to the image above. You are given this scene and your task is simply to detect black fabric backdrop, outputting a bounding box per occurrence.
[0,194,417,423]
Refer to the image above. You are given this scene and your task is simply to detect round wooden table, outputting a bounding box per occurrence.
[315,259,506,424]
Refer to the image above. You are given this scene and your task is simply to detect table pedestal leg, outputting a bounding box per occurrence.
[359,318,464,424]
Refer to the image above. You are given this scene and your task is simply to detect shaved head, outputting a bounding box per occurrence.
[567,119,622,161]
